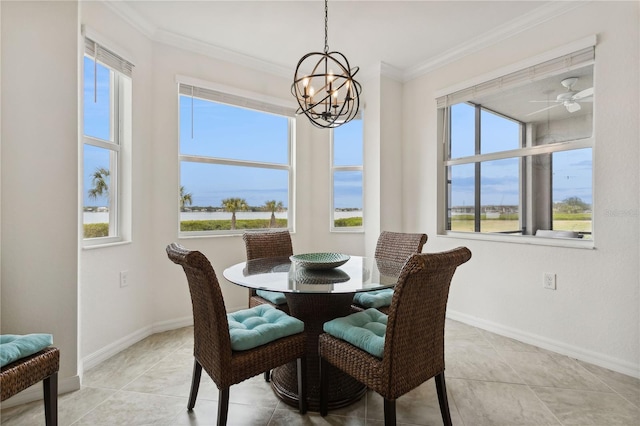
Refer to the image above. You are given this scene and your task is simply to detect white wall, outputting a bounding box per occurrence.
[403,1,639,376]
[1,0,80,395]
[79,1,156,365]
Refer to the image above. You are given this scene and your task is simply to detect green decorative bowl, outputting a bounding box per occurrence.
[294,268,350,284]
[289,253,350,270]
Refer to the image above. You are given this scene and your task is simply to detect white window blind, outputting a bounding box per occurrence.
[179,83,297,118]
[436,46,594,108]
[84,37,134,77]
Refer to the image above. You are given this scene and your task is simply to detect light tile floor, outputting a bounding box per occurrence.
[2,320,639,425]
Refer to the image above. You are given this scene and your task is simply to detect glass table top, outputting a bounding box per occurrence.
[222,255,403,294]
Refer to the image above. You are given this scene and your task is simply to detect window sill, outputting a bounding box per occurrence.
[178,229,296,239]
[330,227,364,234]
[82,239,132,250]
[439,231,594,249]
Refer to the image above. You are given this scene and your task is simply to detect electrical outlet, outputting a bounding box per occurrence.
[543,272,556,290]
[120,270,129,288]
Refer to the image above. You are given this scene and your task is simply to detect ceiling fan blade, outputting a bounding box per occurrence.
[527,103,561,116]
[565,101,581,113]
[573,87,594,100]
[530,100,561,103]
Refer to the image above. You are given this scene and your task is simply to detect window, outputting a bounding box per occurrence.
[178,81,295,235]
[331,116,363,230]
[439,46,594,241]
[82,36,133,244]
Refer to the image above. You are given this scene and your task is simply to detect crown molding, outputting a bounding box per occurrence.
[101,0,156,39]
[102,0,590,84]
[102,0,292,79]
[380,62,405,82]
[402,0,590,82]
[155,29,292,79]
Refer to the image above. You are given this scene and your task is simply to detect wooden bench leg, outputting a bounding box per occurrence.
[43,372,58,426]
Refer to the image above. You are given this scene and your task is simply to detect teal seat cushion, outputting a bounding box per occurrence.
[256,290,287,305]
[353,288,393,308]
[0,334,53,367]
[323,308,387,358]
[227,305,303,351]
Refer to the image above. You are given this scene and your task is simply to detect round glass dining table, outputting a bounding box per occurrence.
[223,255,403,412]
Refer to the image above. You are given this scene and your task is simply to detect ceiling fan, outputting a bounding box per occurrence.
[528,77,593,116]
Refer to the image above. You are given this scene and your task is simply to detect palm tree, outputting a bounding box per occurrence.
[222,197,248,230]
[88,167,110,201]
[264,200,284,228]
[180,186,193,211]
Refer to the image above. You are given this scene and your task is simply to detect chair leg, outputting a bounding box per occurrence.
[217,387,230,426]
[435,372,453,426]
[43,372,58,426]
[188,360,203,410]
[264,370,271,382]
[297,356,307,414]
[319,356,329,416]
[383,398,396,426]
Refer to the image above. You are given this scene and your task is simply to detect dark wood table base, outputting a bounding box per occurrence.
[270,292,367,412]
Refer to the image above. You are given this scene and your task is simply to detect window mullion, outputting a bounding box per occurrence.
[445,137,593,166]
[475,105,481,233]
[179,155,290,171]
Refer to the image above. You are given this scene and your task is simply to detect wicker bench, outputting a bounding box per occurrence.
[0,347,60,425]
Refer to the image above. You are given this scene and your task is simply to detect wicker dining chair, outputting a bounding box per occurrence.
[166,243,307,425]
[243,230,293,313]
[320,247,472,426]
[351,231,427,314]
[1,347,60,426]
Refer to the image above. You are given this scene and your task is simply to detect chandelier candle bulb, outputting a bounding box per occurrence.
[303,78,309,97]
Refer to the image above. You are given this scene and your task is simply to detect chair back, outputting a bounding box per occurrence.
[375,231,428,264]
[373,231,428,277]
[381,247,471,397]
[166,243,232,385]
[243,230,294,260]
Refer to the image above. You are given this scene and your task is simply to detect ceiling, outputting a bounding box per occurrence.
[106,0,592,123]
[108,1,586,76]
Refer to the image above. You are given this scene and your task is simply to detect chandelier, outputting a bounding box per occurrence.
[291,0,362,129]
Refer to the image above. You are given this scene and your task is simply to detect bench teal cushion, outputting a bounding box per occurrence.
[227,305,303,351]
[323,308,387,358]
[256,290,287,305]
[353,288,393,308]
[0,334,53,367]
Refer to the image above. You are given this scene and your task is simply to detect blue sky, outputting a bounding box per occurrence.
[83,60,364,209]
[176,96,363,208]
[449,103,592,207]
[83,57,111,207]
[84,57,589,211]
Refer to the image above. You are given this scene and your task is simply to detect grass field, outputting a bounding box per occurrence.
[451,219,592,237]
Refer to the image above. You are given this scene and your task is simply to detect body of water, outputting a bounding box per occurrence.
[83,210,362,224]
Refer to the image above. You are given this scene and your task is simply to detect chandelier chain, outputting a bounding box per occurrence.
[324,0,329,53]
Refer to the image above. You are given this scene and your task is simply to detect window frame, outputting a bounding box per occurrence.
[330,116,364,232]
[177,78,296,237]
[82,35,132,247]
[445,104,526,234]
[437,39,595,248]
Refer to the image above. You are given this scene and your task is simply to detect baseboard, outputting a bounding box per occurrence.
[447,310,640,379]
[0,374,81,409]
[150,315,193,334]
[82,316,193,372]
